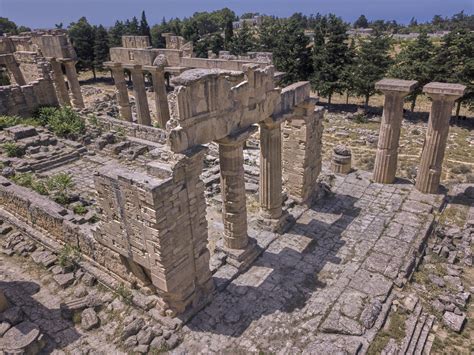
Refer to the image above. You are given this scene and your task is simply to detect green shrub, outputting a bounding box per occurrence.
[35,106,86,138]
[46,172,75,205]
[73,204,87,215]
[11,172,34,188]
[3,142,24,157]
[0,116,20,130]
[58,244,81,269]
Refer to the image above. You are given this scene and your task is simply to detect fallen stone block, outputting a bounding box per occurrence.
[53,273,75,288]
[443,311,466,332]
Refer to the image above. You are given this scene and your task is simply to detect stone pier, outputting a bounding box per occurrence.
[49,58,71,106]
[373,79,417,183]
[130,65,151,126]
[107,62,132,121]
[150,67,170,128]
[63,60,84,108]
[415,82,466,194]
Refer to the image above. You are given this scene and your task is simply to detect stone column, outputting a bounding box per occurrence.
[6,59,26,86]
[373,79,417,183]
[109,63,132,121]
[130,65,151,126]
[259,121,283,220]
[150,68,170,128]
[49,58,71,106]
[63,60,84,108]
[415,82,466,194]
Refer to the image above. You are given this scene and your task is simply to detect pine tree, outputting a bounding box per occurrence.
[127,16,140,35]
[432,28,474,115]
[68,17,95,76]
[311,14,351,105]
[140,10,151,39]
[109,20,125,47]
[224,19,234,50]
[352,32,393,108]
[93,25,110,75]
[354,15,369,28]
[229,22,255,55]
[389,31,435,111]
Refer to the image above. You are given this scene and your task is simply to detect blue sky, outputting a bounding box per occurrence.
[1,0,472,28]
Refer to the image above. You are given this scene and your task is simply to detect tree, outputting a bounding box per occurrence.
[389,31,435,111]
[127,16,140,35]
[432,28,474,115]
[354,15,369,28]
[224,19,234,50]
[68,17,95,77]
[93,25,110,73]
[140,10,151,39]
[260,17,312,84]
[109,20,126,47]
[311,14,351,105]
[0,17,18,35]
[352,32,393,108]
[229,22,255,55]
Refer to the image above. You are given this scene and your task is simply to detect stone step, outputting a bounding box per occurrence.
[399,304,423,355]
[414,315,435,355]
[406,313,427,354]
[32,152,79,172]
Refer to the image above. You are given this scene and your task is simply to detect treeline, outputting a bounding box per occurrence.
[1,10,472,111]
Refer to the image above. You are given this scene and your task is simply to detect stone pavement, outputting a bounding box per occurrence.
[174,171,444,353]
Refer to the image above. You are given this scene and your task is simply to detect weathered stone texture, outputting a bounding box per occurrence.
[93,147,213,313]
[282,103,323,204]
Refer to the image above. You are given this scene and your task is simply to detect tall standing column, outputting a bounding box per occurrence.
[373,79,417,183]
[150,68,170,128]
[63,60,84,108]
[108,63,132,121]
[49,58,71,106]
[259,121,282,220]
[416,82,466,194]
[130,65,151,126]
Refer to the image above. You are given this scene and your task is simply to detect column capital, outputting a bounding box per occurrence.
[216,125,257,146]
[423,82,466,101]
[375,78,418,95]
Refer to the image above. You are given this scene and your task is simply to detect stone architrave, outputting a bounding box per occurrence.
[373,79,418,183]
[63,60,84,108]
[130,65,152,126]
[49,58,71,106]
[107,62,132,121]
[415,82,466,194]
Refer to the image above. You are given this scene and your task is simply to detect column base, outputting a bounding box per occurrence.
[216,237,261,271]
[258,209,295,234]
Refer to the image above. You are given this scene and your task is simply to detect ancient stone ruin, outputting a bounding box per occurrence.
[0,33,471,354]
[0,30,84,116]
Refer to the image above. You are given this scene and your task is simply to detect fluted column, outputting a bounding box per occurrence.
[63,60,84,108]
[416,82,466,194]
[150,68,170,128]
[130,65,151,126]
[259,121,283,220]
[216,127,257,250]
[373,79,417,183]
[49,58,71,106]
[109,63,132,121]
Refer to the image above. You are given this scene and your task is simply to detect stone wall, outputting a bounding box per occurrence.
[13,51,46,83]
[0,176,129,282]
[122,36,150,49]
[93,146,213,314]
[0,78,58,116]
[95,116,168,145]
[282,104,324,204]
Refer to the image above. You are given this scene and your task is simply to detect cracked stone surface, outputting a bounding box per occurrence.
[173,170,443,353]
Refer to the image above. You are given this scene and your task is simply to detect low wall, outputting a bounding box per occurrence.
[0,78,58,116]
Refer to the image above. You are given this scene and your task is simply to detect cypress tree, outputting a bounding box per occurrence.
[140,10,151,39]
[93,25,110,74]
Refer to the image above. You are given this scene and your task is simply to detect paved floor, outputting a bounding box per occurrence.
[175,171,443,353]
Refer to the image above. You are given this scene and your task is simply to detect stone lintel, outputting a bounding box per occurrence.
[103,61,122,69]
[126,64,143,71]
[171,68,244,86]
[216,125,258,146]
[423,82,466,98]
[375,79,418,93]
[56,58,75,64]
